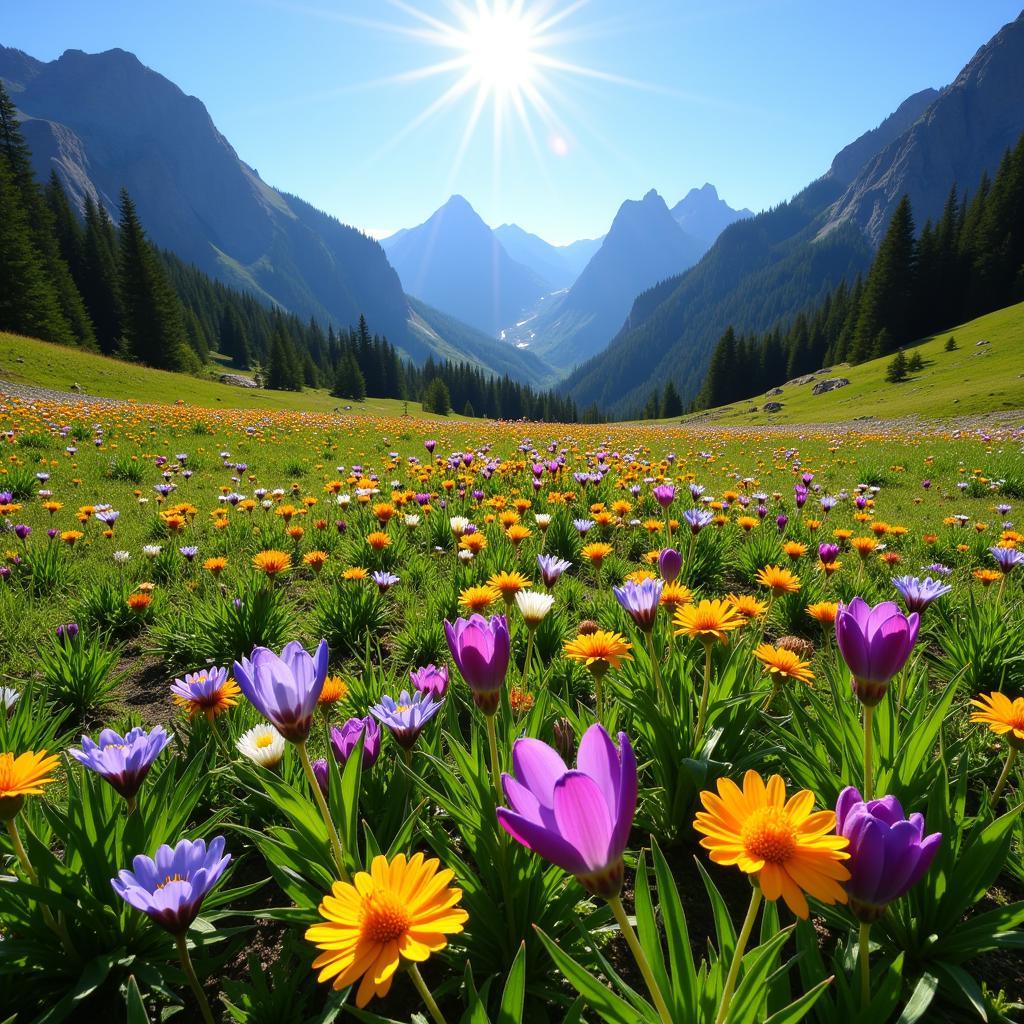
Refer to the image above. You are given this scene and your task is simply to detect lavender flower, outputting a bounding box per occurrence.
[369,690,443,749]
[538,554,571,588]
[330,716,382,769]
[70,726,171,801]
[111,836,230,934]
[892,575,952,613]
[410,663,449,699]
[683,508,713,534]
[612,578,663,631]
[990,546,1024,573]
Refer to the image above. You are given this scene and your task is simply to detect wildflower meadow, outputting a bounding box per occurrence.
[2,392,1023,1023]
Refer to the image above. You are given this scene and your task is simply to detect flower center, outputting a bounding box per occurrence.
[394,704,411,714]
[256,735,274,748]
[156,873,186,890]
[741,807,796,864]
[361,892,411,944]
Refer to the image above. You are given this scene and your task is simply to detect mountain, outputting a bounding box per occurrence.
[561,12,1024,417]
[523,189,706,370]
[381,196,549,336]
[820,14,1024,244]
[670,183,752,246]
[492,223,604,290]
[0,45,546,384]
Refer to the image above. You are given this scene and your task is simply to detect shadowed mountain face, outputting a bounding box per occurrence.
[492,223,601,291]
[819,12,1024,244]
[522,189,707,370]
[0,45,416,348]
[560,12,1024,417]
[381,196,549,337]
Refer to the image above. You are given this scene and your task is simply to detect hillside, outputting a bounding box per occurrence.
[561,12,1024,416]
[0,332,456,419]
[675,302,1024,426]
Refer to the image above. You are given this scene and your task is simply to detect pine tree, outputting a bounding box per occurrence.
[0,157,74,342]
[421,377,450,415]
[80,195,123,353]
[660,380,683,418]
[906,350,924,373]
[853,194,916,360]
[885,350,908,384]
[117,189,196,371]
[945,335,957,352]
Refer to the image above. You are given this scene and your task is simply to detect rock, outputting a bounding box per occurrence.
[70,382,81,391]
[748,406,758,412]
[764,401,784,412]
[976,339,989,346]
[766,387,783,396]
[811,377,850,396]
[219,373,260,389]
[787,374,817,386]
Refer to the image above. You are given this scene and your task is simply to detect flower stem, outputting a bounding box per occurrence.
[407,962,448,1024]
[297,739,349,881]
[991,745,1018,808]
[863,704,874,801]
[645,630,669,709]
[485,713,503,804]
[694,641,714,747]
[714,885,763,1024]
[176,932,215,1024]
[6,816,38,884]
[522,629,536,690]
[858,921,872,1008]
[607,894,673,1024]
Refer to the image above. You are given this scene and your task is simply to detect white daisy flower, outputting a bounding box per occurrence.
[236,724,285,769]
[516,590,555,628]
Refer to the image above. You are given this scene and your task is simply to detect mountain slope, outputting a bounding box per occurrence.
[670,183,752,245]
[527,189,706,370]
[381,196,548,336]
[492,224,578,290]
[0,45,548,386]
[684,301,1024,426]
[820,13,1024,244]
[561,12,1024,417]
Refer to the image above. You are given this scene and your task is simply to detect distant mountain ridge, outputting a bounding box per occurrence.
[381,195,549,337]
[670,183,752,245]
[491,223,602,291]
[561,11,1024,416]
[524,188,707,370]
[0,44,546,385]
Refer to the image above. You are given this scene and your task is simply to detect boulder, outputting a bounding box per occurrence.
[811,377,850,396]
[766,387,783,396]
[219,373,260,389]
[764,401,784,412]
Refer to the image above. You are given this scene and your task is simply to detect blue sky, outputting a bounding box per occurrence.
[5,1,1022,243]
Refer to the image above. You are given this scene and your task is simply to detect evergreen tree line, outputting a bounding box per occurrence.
[0,82,576,420]
[696,134,1024,410]
[638,379,684,420]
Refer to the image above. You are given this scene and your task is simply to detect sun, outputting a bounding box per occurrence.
[460,2,538,97]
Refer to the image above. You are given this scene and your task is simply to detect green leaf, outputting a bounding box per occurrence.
[762,976,833,1024]
[124,975,151,1024]
[895,973,939,1024]
[496,941,526,1024]
[534,926,647,1024]
[651,838,697,1014]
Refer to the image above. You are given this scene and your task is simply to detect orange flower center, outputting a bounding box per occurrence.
[156,873,186,890]
[741,807,796,864]
[361,892,410,944]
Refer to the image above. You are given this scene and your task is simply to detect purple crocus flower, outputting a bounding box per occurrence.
[573,518,594,535]
[658,547,682,582]
[370,690,443,749]
[835,787,941,922]
[990,546,1024,573]
[233,639,329,742]
[111,836,230,934]
[444,614,510,714]
[13,524,31,541]
[892,575,952,613]
[179,546,199,561]
[612,578,663,631]
[70,726,171,801]
[538,554,571,588]
[56,622,79,643]
[497,724,637,899]
[330,716,381,769]
[776,514,789,532]
[819,543,840,563]
[311,758,330,797]
[835,598,919,706]
[652,484,675,509]
[410,664,449,699]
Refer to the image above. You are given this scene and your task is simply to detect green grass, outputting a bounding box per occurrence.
[677,301,1024,426]
[0,332,460,420]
